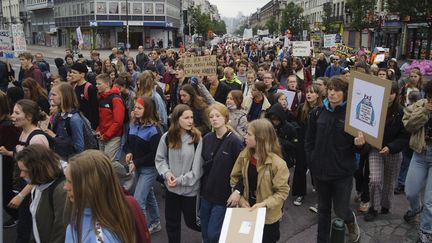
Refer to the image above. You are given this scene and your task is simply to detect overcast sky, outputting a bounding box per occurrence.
[208,0,270,18]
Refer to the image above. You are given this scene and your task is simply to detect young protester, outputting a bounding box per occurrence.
[230,118,290,243]
[324,55,344,78]
[262,71,282,105]
[364,82,409,222]
[292,84,322,207]
[242,70,257,97]
[287,75,305,114]
[226,90,248,139]
[243,81,271,121]
[95,73,126,161]
[155,104,203,243]
[125,96,162,234]
[377,68,389,80]
[305,76,363,243]
[126,58,140,85]
[18,52,44,88]
[200,103,244,243]
[292,57,312,92]
[22,77,50,114]
[400,69,424,107]
[277,57,293,88]
[220,67,242,90]
[402,80,432,242]
[64,150,136,243]
[15,144,67,243]
[236,59,248,84]
[179,84,210,135]
[170,63,191,111]
[205,74,231,104]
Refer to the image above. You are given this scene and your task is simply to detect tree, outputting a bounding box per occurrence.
[279,2,307,39]
[387,0,432,58]
[321,2,334,33]
[266,16,278,35]
[235,22,248,36]
[190,6,212,38]
[212,19,227,36]
[345,0,376,31]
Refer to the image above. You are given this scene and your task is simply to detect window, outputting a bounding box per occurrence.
[120,2,130,14]
[96,2,106,14]
[109,2,118,14]
[144,3,153,14]
[155,3,164,14]
[132,2,142,15]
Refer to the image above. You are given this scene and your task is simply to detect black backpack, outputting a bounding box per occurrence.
[17,129,54,149]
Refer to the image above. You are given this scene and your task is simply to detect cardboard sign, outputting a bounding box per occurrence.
[184,55,217,77]
[243,28,253,39]
[324,34,336,48]
[336,43,354,56]
[292,41,311,57]
[0,30,12,51]
[345,71,392,149]
[219,208,266,243]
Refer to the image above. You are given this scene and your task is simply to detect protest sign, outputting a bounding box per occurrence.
[257,29,269,36]
[184,55,217,77]
[0,30,12,51]
[243,28,253,39]
[76,27,84,49]
[277,90,296,110]
[11,24,26,53]
[345,71,392,149]
[336,43,354,56]
[324,34,336,48]
[292,41,311,57]
[219,208,266,243]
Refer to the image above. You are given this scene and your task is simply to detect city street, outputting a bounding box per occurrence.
[4,168,419,243]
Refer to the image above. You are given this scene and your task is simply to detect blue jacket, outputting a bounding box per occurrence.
[324,65,344,78]
[126,123,162,167]
[65,208,121,243]
[54,111,85,153]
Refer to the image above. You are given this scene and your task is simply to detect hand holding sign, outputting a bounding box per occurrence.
[354,131,365,147]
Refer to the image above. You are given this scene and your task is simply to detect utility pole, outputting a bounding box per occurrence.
[126,0,130,53]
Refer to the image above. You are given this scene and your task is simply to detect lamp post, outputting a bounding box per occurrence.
[126,0,129,52]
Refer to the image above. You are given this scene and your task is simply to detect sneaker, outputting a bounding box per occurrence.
[404,209,421,223]
[394,185,405,195]
[309,204,318,213]
[364,208,378,222]
[380,207,390,214]
[357,201,370,213]
[293,196,304,206]
[347,212,361,242]
[3,218,18,228]
[148,222,162,234]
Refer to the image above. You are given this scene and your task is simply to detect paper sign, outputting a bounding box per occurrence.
[219,208,266,243]
[184,55,217,77]
[0,30,12,51]
[277,90,296,110]
[243,28,253,39]
[292,41,311,57]
[324,34,336,48]
[336,43,354,56]
[76,27,84,49]
[374,54,385,63]
[11,24,26,53]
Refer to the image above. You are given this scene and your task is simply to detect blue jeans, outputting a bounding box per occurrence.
[398,147,413,186]
[134,166,160,226]
[200,197,226,243]
[114,123,129,162]
[405,145,432,234]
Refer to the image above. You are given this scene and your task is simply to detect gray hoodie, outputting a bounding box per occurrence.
[155,132,203,196]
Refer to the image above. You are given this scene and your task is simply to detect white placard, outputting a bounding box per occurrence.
[292,41,311,57]
[257,29,269,36]
[374,54,385,63]
[11,24,26,53]
[0,30,12,51]
[277,89,296,110]
[219,208,266,243]
[284,36,290,48]
[76,26,84,48]
[324,34,336,48]
[243,28,253,39]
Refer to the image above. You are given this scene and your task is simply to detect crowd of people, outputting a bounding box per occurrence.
[0,39,431,243]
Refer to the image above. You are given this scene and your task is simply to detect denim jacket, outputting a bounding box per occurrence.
[54,111,85,153]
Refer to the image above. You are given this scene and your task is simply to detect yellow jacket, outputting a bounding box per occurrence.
[230,151,290,224]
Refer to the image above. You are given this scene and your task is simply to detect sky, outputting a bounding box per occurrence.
[207,0,270,18]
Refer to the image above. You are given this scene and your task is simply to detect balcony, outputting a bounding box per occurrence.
[25,0,54,11]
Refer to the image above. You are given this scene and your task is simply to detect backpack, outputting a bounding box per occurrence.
[47,174,65,212]
[59,111,99,150]
[103,93,129,124]
[17,129,54,148]
[82,82,92,101]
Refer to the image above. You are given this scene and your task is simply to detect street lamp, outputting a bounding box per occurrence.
[126,0,129,52]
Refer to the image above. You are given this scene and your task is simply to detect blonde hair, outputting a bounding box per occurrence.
[243,119,281,165]
[136,71,155,97]
[207,103,234,132]
[65,150,136,243]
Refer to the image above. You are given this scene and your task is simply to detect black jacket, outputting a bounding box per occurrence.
[136,53,149,71]
[206,81,231,104]
[382,104,409,154]
[201,132,244,206]
[305,102,359,180]
[315,59,328,79]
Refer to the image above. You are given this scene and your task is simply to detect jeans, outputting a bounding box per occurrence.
[200,197,226,243]
[316,176,355,243]
[405,145,432,234]
[114,123,129,162]
[134,166,160,227]
[398,147,413,187]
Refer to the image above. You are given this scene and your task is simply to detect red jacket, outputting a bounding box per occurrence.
[24,64,44,88]
[97,86,125,140]
[126,195,151,243]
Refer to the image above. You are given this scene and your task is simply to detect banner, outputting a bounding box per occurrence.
[0,30,12,51]
[243,28,253,39]
[292,41,311,57]
[76,27,84,49]
[184,55,217,77]
[11,24,26,53]
[257,29,269,36]
[336,43,354,56]
[323,34,336,48]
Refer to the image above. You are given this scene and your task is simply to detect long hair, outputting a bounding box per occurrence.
[387,81,400,119]
[136,71,155,97]
[228,90,244,109]
[0,91,10,121]
[243,119,282,165]
[408,69,423,90]
[207,103,234,132]
[54,82,79,112]
[101,58,112,74]
[131,96,160,126]
[15,144,62,185]
[167,104,201,149]
[299,84,322,123]
[65,150,136,243]
[22,78,48,101]
[15,99,44,125]
[180,84,208,110]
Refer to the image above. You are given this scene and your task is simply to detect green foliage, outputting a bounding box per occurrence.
[345,0,376,31]
[235,22,248,36]
[212,19,227,35]
[279,2,307,37]
[321,2,335,33]
[189,6,227,38]
[387,0,431,24]
[266,16,278,35]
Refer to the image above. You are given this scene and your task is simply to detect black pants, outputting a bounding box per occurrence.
[165,190,200,243]
[262,221,280,243]
[292,149,307,196]
[16,194,32,243]
[316,176,354,243]
[354,155,370,203]
[3,157,18,219]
